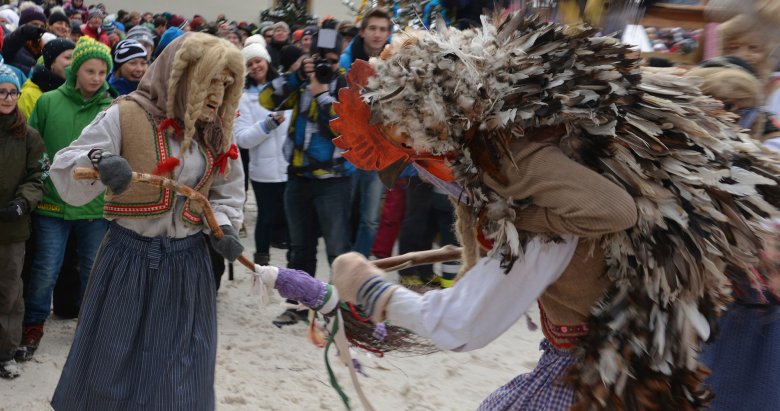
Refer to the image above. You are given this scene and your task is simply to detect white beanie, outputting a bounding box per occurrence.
[244,34,266,48]
[41,32,57,46]
[242,43,271,65]
[0,8,19,30]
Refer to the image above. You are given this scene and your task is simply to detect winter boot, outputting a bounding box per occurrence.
[271,309,309,328]
[0,359,21,379]
[254,252,270,266]
[15,323,44,362]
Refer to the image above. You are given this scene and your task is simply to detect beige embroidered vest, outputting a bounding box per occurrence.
[103,99,216,225]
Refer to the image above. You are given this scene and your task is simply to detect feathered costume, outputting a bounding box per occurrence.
[331,14,780,410]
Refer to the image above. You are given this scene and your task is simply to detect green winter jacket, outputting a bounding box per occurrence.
[28,77,116,220]
[0,113,47,244]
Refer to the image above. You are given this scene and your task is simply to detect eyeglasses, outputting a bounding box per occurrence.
[0,90,20,100]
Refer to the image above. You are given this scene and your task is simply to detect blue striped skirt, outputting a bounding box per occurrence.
[51,223,217,411]
[478,340,577,411]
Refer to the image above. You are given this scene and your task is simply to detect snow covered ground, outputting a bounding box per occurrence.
[1,189,545,411]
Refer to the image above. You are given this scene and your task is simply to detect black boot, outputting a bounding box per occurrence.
[254,252,270,265]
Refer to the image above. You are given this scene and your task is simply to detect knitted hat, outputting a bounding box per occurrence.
[244,34,266,48]
[0,63,20,90]
[113,39,147,66]
[19,6,46,26]
[126,25,154,48]
[292,29,303,43]
[242,43,271,64]
[302,25,318,37]
[189,16,204,32]
[167,14,187,29]
[71,21,82,35]
[257,21,273,35]
[279,45,303,72]
[272,21,289,33]
[102,18,115,34]
[42,37,76,69]
[48,11,70,27]
[0,9,20,30]
[41,32,57,45]
[68,36,112,84]
[88,8,104,21]
[152,26,184,59]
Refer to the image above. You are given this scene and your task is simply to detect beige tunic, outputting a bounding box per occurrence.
[484,138,637,347]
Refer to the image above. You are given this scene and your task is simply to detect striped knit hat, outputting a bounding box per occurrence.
[0,63,20,90]
[68,36,112,84]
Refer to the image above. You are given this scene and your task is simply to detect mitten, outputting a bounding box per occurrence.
[89,149,132,194]
[332,252,399,322]
[260,114,281,132]
[0,198,28,222]
[255,266,339,313]
[209,225,244,261]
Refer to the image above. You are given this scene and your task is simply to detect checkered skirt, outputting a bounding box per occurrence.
[478,340,577,411]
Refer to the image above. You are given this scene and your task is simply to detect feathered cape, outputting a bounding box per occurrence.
[332,14,780,410]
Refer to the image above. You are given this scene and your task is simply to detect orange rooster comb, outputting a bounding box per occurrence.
[331,60,454,187]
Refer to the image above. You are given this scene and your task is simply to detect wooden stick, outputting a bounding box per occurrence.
[372,245,463,271]
[74,167,224,238]
[74,167,463,274]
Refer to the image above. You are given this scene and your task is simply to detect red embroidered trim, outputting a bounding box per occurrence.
[104,117,174,216]
[538,303,588,350]
[159,118,182,139]
[182,148,215,225]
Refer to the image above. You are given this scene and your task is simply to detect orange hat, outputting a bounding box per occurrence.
[292,29,303,42]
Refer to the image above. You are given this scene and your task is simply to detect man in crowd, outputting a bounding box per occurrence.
[260,30,353,326]
[339,7,393,257]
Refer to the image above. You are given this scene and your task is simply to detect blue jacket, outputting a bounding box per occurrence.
[259,71,353,179]
[108,73,139,95]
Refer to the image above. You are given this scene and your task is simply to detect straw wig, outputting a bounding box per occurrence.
[165,32,244,154]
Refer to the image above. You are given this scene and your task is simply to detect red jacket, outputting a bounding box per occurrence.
[80,24,111,47]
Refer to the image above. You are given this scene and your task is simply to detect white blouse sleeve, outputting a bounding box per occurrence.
[385,235,579,352]
[49,105,121,207]
[207,155,246,231]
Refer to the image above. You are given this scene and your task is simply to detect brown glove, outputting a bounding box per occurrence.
[332,252,399,323]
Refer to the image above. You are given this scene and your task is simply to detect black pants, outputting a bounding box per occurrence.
[398,176,458,280]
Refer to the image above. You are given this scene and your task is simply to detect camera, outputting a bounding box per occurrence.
[313,59,334,84]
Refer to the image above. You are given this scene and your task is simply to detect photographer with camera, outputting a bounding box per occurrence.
[259,30,354,327]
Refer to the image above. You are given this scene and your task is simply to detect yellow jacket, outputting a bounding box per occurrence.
[18,79,42,119]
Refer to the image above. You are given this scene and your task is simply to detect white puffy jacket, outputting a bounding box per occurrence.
[233,87,291,183]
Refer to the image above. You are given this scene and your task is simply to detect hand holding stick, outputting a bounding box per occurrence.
[75,167,463,273]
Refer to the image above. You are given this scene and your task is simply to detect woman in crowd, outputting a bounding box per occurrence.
[108,39,148,95]
[0,63,45,380]
[233,42,288,266]
[18,38,75,118]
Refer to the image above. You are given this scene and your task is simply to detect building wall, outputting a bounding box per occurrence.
[97,0,353,24]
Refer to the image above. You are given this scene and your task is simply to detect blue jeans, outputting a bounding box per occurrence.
[351,169,384,257]
[284,175,352,279]
[24,215,108,324]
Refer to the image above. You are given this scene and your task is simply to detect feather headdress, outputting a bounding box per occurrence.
[332,14,780,410]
